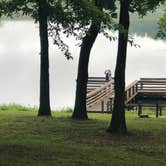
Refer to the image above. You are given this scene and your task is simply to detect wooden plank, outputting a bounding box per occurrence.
[88,80,107,83]
[139,80,166,83]
[87,85,102,88]
[88,77,105,79]
[138,89,166,93]
[140,78,166,80]
[139,83,166,85]
[140,80,166,83]
[87,88,96,92]
[88,80,106,83]
[137,86,166,88]
[87,82,106,85]
[88,77,114,80]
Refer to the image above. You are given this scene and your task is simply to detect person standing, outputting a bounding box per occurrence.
[108,69,112,81]
[105,69,109,81]
[105,69,112,81]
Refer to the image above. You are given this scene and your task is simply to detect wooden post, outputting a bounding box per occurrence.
[132,97,136,104]
[132,86,135,95]
[109,98,113,113]
[125,91,127,101]
[136,83,138,92]
[101,101,104,113]
[159,107,162,116]
[156,104,159,118]
[140,82,143,89]
[138,104,142,116]
[106,101,109,113]
[129,88,131,98]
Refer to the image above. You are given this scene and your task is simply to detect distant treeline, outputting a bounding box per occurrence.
[130,4,165,38]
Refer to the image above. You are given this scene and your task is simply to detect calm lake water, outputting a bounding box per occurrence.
[0,20,166,109]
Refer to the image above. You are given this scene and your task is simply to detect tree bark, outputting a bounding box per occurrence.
[107,0,129,134]
[38,0,51,116]
[72,11,101,120]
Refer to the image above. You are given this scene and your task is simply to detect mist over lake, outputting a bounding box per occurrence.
[0,19,166,109]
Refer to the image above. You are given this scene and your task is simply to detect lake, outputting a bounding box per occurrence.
[0,20,166,109]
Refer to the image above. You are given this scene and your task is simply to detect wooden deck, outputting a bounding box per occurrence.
[86,77,166,117]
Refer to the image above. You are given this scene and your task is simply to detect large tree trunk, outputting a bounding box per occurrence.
[38,0,51,116]
[107,0,129,134]
[72,17,101,120]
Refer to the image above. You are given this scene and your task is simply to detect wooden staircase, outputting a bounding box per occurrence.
[87,77,114,112]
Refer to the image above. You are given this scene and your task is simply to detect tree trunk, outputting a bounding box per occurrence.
[38,0,51,116]
[107,0,129,134]
[72,14,101,119]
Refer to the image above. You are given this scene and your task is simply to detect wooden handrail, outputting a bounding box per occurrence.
[138,80,166,83]
[88,77,114,80]
[88,77,106,79]
[140,78,166,80]
[87,90,114,107]
[125,80,138,91]
[125,80,138,104]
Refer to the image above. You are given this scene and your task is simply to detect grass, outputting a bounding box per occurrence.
[0,105,166,166]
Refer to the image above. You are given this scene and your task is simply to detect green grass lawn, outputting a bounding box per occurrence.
[0,105,166,166]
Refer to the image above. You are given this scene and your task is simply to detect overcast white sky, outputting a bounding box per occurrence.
[0,20,166,109]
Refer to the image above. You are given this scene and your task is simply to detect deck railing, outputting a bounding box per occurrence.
[137,78,166,92]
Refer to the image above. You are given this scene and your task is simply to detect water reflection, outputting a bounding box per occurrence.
[0,20,166,109]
